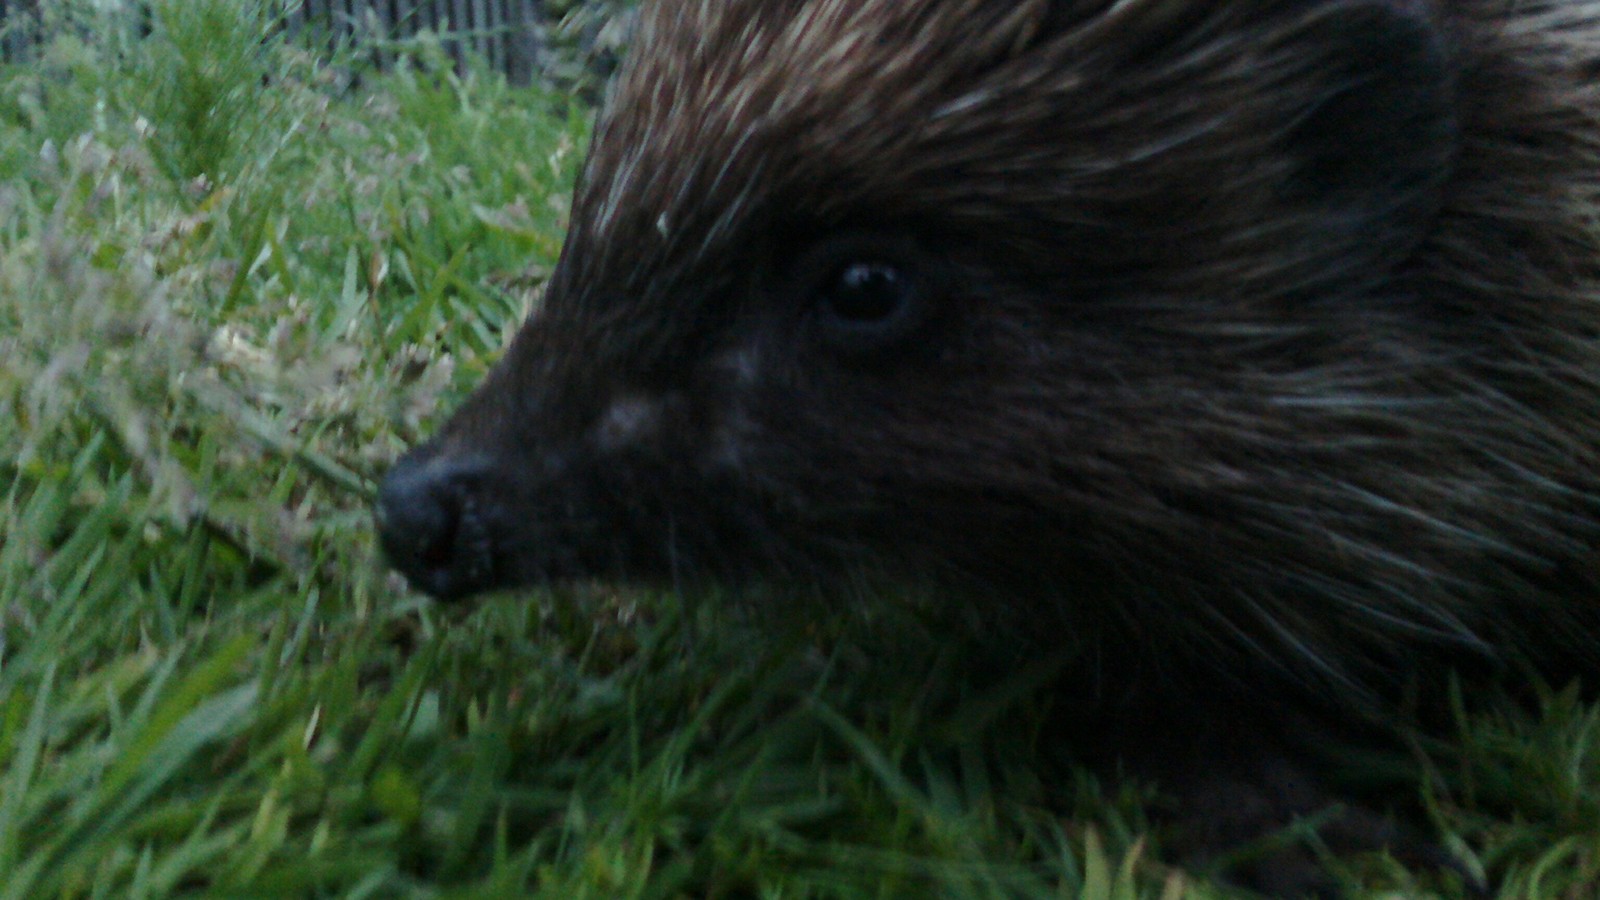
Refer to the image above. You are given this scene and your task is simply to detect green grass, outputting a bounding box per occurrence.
[1,2,1597,896]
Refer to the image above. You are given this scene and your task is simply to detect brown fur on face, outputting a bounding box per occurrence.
[378,1,1600,883]
[388,0,1600,691]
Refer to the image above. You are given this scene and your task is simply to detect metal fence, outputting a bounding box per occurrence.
[0,0,40,64]
[285,0,545,83]
[0,1,550,83]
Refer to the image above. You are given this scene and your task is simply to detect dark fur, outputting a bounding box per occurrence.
[380,0,1600,889]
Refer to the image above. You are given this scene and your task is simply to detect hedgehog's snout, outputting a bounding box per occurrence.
[376,452,501,600]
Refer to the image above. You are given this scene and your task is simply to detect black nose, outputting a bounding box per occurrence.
[376,454,499,599]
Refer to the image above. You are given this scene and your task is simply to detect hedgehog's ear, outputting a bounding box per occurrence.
[1282,1,1459,260]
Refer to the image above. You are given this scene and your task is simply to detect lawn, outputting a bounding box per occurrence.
[1,2,1597,897]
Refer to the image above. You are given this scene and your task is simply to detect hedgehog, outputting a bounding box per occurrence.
[377,0,1600,891]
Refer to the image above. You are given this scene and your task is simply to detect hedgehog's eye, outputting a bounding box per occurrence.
[789,232,938,354]
[822,262,913,327]
[812,257,928,352]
